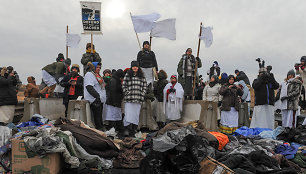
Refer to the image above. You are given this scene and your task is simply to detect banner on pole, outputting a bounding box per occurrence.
[131,13,161,33]
[150,18,176,40]
[66,34,81,48]
[80,1,102,34]
[199,26,213,48]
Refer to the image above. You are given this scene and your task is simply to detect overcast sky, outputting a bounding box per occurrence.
[1,0,306,84]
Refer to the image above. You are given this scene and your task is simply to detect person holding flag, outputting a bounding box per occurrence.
[177,48,202,99]
[137,41,158,86]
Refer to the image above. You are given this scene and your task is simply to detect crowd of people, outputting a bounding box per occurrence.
[1,41,306,137]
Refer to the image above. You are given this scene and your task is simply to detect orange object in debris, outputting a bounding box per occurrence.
[208,131,229,150]
[45,94,49,98]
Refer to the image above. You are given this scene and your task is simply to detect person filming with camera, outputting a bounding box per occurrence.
[250,58,279,129]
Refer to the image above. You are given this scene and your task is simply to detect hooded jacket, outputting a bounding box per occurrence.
[177,54,202,86]
[153,70,168,102]
[24,77,39,98]
[252,73,279,106]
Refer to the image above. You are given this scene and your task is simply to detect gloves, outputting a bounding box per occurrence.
[295,64,300,70]
[281,96,288,101]
[218,101,222,107]
[196,57,200,62]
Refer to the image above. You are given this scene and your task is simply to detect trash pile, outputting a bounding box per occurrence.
[0,116,305,174]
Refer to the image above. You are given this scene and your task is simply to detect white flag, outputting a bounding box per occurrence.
[66,34,81,48]
[131,13,161,33]
[150,18,176,40]
[199,26,213,48]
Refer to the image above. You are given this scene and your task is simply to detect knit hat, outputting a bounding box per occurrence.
[115,69,125,79]
[58,53,64,59]
[92,62,101,69]
[234,69,239,74]
[86,43,95,50]
[143,41,150,47]
[287,69,295,77]
[300,56,306,62]
[71,64,80,72]
[170,75,177,79]
[64,58,71,66]
[131,60,139,68]
[186,48,192,53]
[87,62,95,71]
[213,61,218,66]
[103,69,111,76]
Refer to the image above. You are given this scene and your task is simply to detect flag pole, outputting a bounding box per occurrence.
[192,22,203,99]
[149,35,152,48]
[66,25,69,59]
[91,32,93,53]
[130,12,142,50]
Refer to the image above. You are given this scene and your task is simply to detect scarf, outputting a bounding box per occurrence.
[86,49,96,53]
[209,81,217,88]
[69,76,79,96]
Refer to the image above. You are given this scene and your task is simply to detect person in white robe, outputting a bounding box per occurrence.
[163,75,184,121]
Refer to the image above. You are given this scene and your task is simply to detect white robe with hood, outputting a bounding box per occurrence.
[163,82,184,120]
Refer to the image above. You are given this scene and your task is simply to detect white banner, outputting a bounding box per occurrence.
[150,18,176,40]
[66,34,81,48]
[131,13,161,33]
[80,1,102,34]
[199,26,213,48]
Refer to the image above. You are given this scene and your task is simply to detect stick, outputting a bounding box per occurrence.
[150,35,152,48]
[130,12,142,50]
[192,22,203,99]
[91,32,93,53]
[66,25,69,59]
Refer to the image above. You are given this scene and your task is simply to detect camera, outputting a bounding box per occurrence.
[169,88,176,93]
[256,58,273,82]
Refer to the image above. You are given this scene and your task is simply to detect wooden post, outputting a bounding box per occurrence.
[149,35,152,48]
[192,22,203,99]
[130,12,142,50]
[66,25,69,59]
[90,32,93,53]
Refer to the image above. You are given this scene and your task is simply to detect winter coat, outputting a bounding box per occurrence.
[238,80,250,102]
[123,73,147,104]
[287,78,302,110]
[106,74,123,108]
[296,66,306,90]
[177,54,202,86]
[137,49,158,71]
[60,73,84,104]
[203,83,222,102]
[81,52,101,73]
[219,83,243,111]
[0,76,18,106]
[24,77,39,98]
[153,70,168,102]
[236,71,250,85]
[42,62,67,80]
[252,74,279,106]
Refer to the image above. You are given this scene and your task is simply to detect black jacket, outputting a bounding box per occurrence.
[0,76,18,106]
[252,74,279,106]
[106,74,123,108]
[236,71,250,85]
[137,50,158,71]
[153,71,168,102]
[60,73,84,104]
